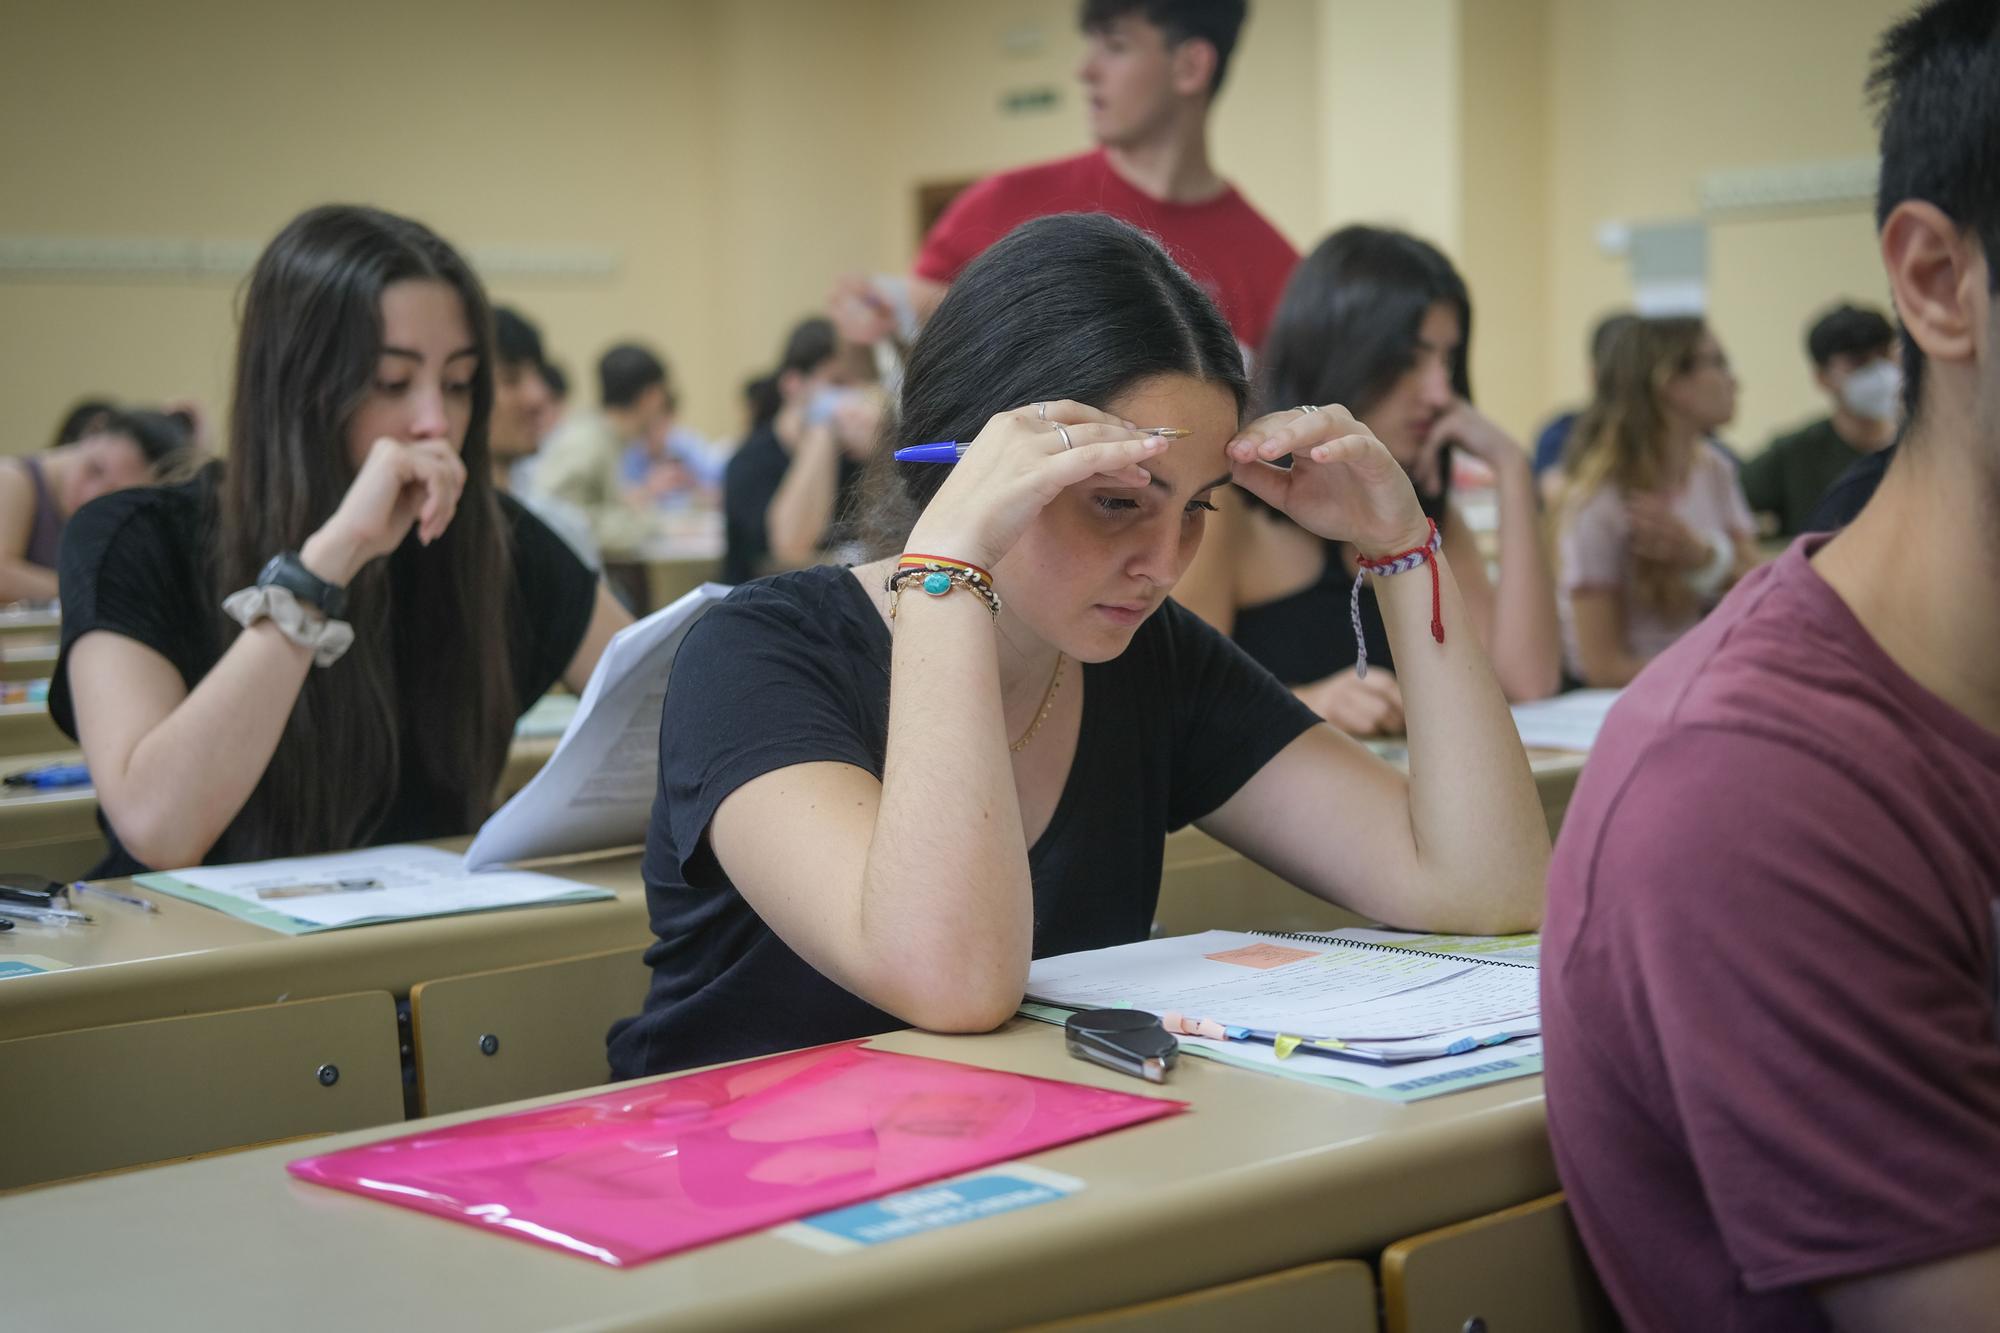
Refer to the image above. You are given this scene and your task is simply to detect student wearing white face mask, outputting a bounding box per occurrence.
[1741,303,1901,537]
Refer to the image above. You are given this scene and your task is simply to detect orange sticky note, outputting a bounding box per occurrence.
[1203,942,1319,970]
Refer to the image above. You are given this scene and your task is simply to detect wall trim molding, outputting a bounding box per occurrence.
[0,236,619,281]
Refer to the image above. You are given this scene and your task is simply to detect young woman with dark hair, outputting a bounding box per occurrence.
[0,409,188,604]
[53,204,630,876]
[1178,226,1561,736]
[608,213,1546,1078]
[1555,316,1757,688]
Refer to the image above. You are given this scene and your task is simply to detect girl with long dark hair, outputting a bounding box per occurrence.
[608,214,1546,1078]
[1178,227,1561,735]
[53,205,630,876]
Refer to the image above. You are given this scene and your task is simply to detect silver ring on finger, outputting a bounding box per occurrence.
[1037,401,1049,420]
[1294,404,1322,416]
[1055,424,1074,450]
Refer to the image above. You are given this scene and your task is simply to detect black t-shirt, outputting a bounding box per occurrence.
[1231,538,1393,686]
[1808,441,1897,532]
[52,474,598,877]
[605,563,1321,1079]
[720,422,866,584]
[1231,475,1454,687]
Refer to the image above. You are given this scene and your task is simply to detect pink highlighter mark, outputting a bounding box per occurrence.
[1203,942,1319,970]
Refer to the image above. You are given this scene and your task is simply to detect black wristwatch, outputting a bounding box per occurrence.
[258,551,348,619]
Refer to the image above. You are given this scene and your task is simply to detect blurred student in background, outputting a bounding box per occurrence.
[488,307,553,493]
[833,0,1294,359]
[1557,317,1757,688]
[536,361,569,442]
[528,342,672,552]
[1179,226,1559,735]
[49,399,118,448]
[620,393,726,501]
[0,409,188,604]
[488,306,597,567]
[1741,301,1901,537]
[1532,311,1636,497]
[52,204,628,876]
[721,317,881,584]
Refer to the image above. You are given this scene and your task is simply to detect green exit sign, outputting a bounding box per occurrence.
[1000,86,1060,115]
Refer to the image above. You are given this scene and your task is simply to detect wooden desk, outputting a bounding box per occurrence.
[499,734,557,799]
[1366,739,1586,843]
[0,606,60,640]
[0,839,653,1186]
[0,748,103,879]
[0,1022,1554,1332]
[0,639,55,682]
[602,510,724,613]
[1525,746,1588,841]
[0,701,65,758]
[0,728,566,877]
[1155,744,1585,938]
[0,842,650,1044]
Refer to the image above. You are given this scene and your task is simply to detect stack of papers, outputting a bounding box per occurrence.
[467,584,729,870]
[1510,689,1620,752]
[135,844,613,935]
[1024,928,1543,1101]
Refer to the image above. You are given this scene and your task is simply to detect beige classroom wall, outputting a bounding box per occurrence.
[1543,0,1905,455]
[0,0,1325,455]
[0,0,1914,464]
[0,0,906,454]
[1315,0,1463,255]
[0,0,726,447]
[1456,0,1552,443]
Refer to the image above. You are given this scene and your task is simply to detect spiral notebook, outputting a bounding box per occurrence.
[1025,928,1539,1063]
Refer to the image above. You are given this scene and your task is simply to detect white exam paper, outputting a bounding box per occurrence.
[1510,689,1620,752]
[466,584,729,871]
[152,844,606,928]
[1179,1033,1544,1088]
[1025,929,1537,1039]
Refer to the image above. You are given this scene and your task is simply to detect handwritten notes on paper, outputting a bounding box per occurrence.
[1028,929,1538,1043]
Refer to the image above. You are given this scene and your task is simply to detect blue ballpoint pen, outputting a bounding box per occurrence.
[3,762,91,790]
[70,880,159,913]
[893,427,1188,463]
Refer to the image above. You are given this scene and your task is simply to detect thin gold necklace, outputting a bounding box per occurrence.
[1009,653,1066,753]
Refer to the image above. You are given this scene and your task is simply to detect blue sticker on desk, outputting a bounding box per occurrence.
[0,954,73,980]
[777,1165,1083,1252]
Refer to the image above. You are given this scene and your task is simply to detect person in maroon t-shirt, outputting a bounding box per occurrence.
[1542,4,2000,1330]
[832,0,1296,355]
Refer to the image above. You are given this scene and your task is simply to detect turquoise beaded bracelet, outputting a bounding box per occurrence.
[884,562,1002,619]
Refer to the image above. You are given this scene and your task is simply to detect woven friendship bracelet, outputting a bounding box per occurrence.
[1350,518,1443,679]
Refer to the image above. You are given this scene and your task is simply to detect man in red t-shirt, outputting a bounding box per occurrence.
[836,1,1296,355]
[1541,4,2000,1330]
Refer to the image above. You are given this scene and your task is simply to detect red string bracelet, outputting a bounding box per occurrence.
[1351,519,1443,678]
[899,552,993,584]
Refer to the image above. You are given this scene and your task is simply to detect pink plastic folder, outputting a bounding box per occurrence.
[287,1040,1185,1267]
